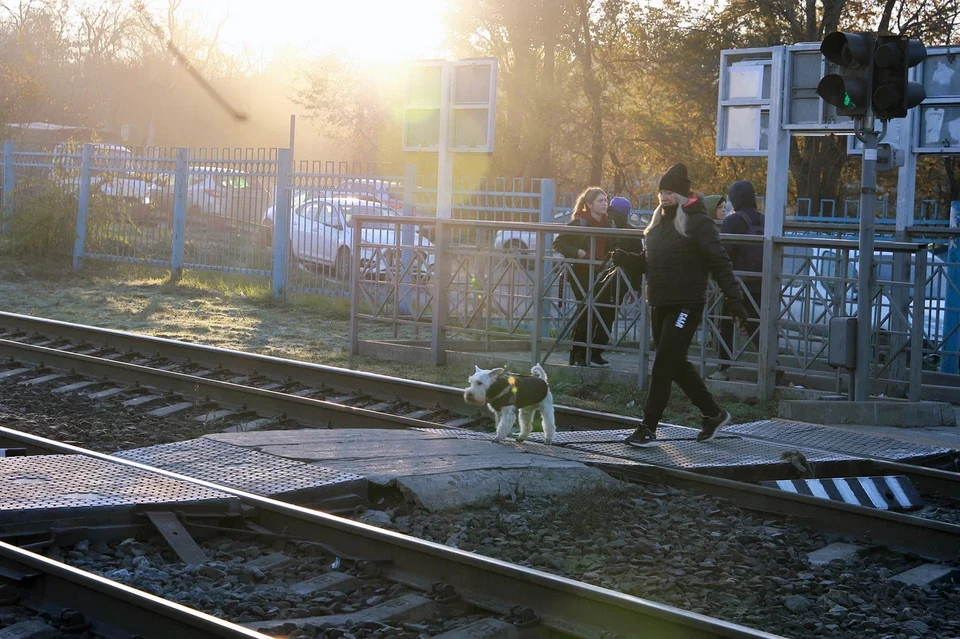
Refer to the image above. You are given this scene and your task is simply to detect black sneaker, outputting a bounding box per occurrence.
[697,411,731,442]
[589,353,610,368]
[569,349,586,366]
[625,425,657,447]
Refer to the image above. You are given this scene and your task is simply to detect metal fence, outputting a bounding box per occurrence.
[347,217,943,400]
[1,140,957,394]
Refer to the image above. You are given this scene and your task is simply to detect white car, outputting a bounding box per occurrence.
[264,196,434,280]
[51,143,154,208]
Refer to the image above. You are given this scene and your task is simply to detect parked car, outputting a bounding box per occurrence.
[50,143,155,213]
[333,178,404,211]
[262,196,434,280]
[145,166,271,228]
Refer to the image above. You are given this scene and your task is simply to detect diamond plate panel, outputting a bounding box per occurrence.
[114,439,365,499]
[0,454,236,520]
[569,438,859,470]
[412,428,488,439]
[727,420,956,462]
[524,425,739,445]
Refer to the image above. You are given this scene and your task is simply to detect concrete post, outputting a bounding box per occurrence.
[349,216,362,355]
[398,163,417,316]
[889,99,919,388]
[271,149,292,300]
[72,144,93,272]
[758,46,789,401]
[436,62,454,220]
[538,179,557,346]
[170,148,189,279]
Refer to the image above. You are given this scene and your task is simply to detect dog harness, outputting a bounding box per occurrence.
[486,374,549,410]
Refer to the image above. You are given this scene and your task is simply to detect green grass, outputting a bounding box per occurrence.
[0,252,779,425]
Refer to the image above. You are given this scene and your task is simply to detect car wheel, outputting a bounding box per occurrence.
[336,246,352,280]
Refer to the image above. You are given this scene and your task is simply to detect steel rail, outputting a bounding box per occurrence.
[0,539,267,638]
[0,337,442,431]
[2,312,958,497]
[5,422,958,564]
[600,463,960,562]
[0,426,781,639]
[0,311,642,431]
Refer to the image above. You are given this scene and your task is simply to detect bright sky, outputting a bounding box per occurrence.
[176,0,449,62]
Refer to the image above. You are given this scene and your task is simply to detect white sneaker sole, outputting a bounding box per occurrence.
[697,413,731,442]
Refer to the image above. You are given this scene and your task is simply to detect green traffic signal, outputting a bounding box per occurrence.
[817,32,874,117]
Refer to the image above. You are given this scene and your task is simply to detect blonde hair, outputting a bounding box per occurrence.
[571,186,606,219]
[644,192,690,237]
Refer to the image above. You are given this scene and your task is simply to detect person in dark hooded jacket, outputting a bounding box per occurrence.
[613,163,748,447]
[710,180,766,381]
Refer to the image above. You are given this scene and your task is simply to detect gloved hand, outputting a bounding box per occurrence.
[611,248,645,273]
[611,248,630,267]
[727,299,749,330]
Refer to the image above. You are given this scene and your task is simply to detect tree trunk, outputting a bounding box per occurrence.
[573,3,604,185]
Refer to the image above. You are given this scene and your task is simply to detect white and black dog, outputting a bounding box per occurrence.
[463,364,556,445]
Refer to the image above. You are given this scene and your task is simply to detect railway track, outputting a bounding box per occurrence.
[1,311,960,562]
[0,428,781,639]
[0,310,641,434]
[0,539,267,638]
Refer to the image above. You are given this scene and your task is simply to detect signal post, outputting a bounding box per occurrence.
[816,31,927,400]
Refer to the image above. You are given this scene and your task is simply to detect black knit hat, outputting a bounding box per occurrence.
[658,163,691,195]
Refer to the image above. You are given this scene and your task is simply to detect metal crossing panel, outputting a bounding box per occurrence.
[0,454,237,525]
[727,419,957,464]
[114,438,367,504]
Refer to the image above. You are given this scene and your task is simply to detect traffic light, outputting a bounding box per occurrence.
[872,35,927,120]
[817,32,875,118]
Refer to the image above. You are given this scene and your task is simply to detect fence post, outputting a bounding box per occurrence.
[272,148,292,301]
[431,219,448,365]
[909,247,927,401]
[349,217,362,355]
[531,231,546,365]
[72,144,93,272]
[538,179,557,346]
[758,241,783,401]
[539,179,556,223]
[2,141,14,232]
[943,202,960,374]
[170,148,189,279]
[398,162,417,315]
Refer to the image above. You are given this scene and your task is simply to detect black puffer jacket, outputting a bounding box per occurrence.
[644,196,741,307]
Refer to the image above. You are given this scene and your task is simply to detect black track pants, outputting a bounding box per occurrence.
[644,304,721,427]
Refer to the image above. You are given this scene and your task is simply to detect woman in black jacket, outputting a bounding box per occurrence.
[613,164,748,446]
[552,187,616,367]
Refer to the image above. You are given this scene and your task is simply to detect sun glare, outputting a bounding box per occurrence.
[193,0,448,63]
